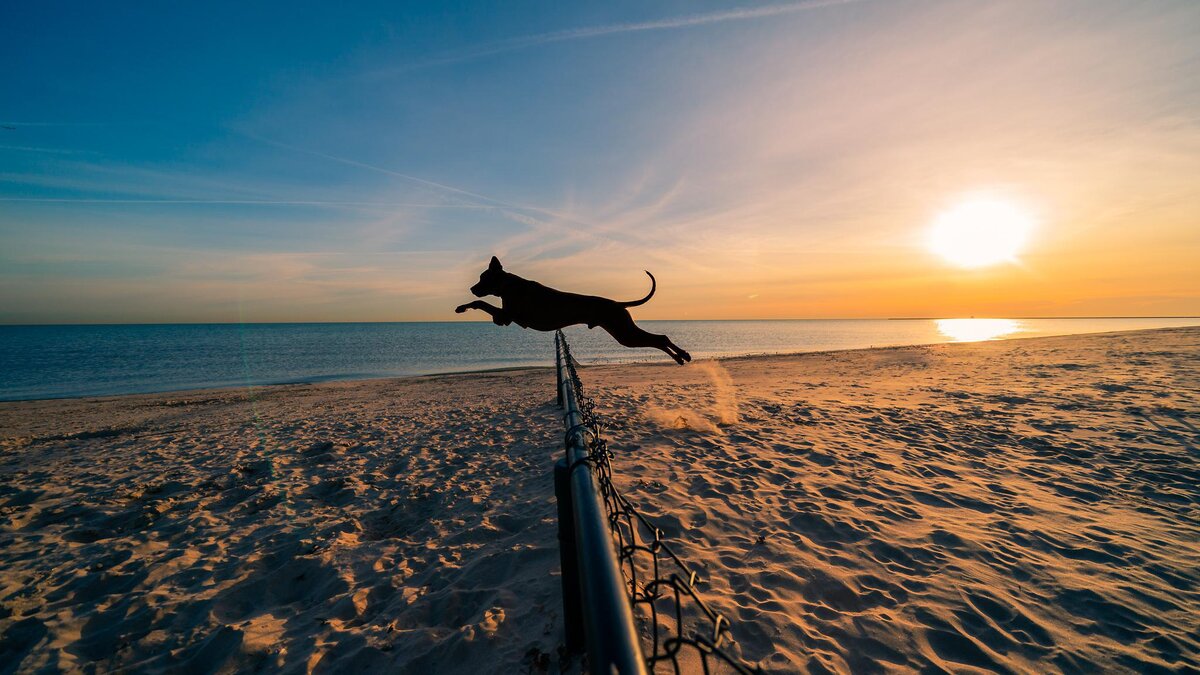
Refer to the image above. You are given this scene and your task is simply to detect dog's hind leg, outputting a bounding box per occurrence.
[601,320,689,365]
[664,336,691,363]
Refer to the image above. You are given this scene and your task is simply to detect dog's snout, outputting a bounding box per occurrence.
[470,283,485,297]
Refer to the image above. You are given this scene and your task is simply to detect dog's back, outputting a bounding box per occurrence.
[498,274,620,330]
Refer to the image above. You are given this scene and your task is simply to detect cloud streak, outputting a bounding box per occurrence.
[243,133,663,266]
[376,0,860,74]
[0,197,496,207]
[0,121,110,127]
[244,134,588,226]
[0,145,94,155]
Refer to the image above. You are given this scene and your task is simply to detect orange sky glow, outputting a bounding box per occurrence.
[2,1,1197,323]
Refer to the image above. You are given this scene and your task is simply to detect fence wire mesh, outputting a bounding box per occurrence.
[558,331,762,674]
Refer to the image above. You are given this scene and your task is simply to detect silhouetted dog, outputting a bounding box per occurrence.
[455,256,691,365]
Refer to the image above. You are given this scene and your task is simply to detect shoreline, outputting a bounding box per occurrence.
[3,324,1196,405]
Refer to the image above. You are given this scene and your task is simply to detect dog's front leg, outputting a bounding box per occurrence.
[454,300,512,326]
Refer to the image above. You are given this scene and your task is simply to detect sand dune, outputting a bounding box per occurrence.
[1,327,1197,673]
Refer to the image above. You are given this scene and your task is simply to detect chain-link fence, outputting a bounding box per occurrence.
[555,330,761,674]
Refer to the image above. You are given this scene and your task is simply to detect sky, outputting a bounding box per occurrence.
[2,0,1198,323]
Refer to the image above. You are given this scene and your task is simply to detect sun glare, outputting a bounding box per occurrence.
[928,197,1034,268]
[936,318,1023,342]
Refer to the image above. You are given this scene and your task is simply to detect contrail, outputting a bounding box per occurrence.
[0,145,91,155]
[241,134,663,260]
[245,133,602,231]
[248,134,518,210]
[0,122,110,127]
[376,0,859,75]
[0,197,496,207]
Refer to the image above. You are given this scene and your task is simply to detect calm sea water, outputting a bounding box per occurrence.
[0,318,1196,401]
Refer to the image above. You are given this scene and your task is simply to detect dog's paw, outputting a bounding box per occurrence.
[454,304,469,313]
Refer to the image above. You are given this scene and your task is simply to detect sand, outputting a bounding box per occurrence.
[1,327,1197,674]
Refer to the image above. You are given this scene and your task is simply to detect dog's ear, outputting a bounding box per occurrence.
[489,256,503,271]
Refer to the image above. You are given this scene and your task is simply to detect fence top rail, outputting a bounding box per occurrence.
[554,330,763,675]
[556,331,648,675]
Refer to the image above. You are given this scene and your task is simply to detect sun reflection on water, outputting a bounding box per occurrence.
[936,318,1023,342]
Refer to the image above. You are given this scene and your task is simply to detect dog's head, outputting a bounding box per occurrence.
[470,256,508,297]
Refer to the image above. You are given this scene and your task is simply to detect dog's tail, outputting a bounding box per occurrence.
[620,271,657,308]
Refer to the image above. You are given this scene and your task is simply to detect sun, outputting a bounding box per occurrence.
[928,197,1035,268]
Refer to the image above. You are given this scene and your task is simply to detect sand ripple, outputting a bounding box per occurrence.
[1,373,566,673]
[1,327,1197,673]
[591,327,1199,673]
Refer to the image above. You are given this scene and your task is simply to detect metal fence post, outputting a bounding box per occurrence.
[555,332,564,408]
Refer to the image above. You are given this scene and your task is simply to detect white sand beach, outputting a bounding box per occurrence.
[1,327,1197,673]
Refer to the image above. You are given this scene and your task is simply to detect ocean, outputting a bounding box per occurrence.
[1,318,1196,401]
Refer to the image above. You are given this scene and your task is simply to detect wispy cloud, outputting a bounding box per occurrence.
[0,197,495,207]
[0,121,110,127]
[245,133,513,208]
[242,133,657,265]
[0,145,94,155]
[373,0,859,75]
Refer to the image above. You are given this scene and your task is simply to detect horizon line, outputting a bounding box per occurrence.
[2,315,1199,328]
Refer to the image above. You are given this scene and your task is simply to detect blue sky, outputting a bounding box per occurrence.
[2,1,1198,322]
